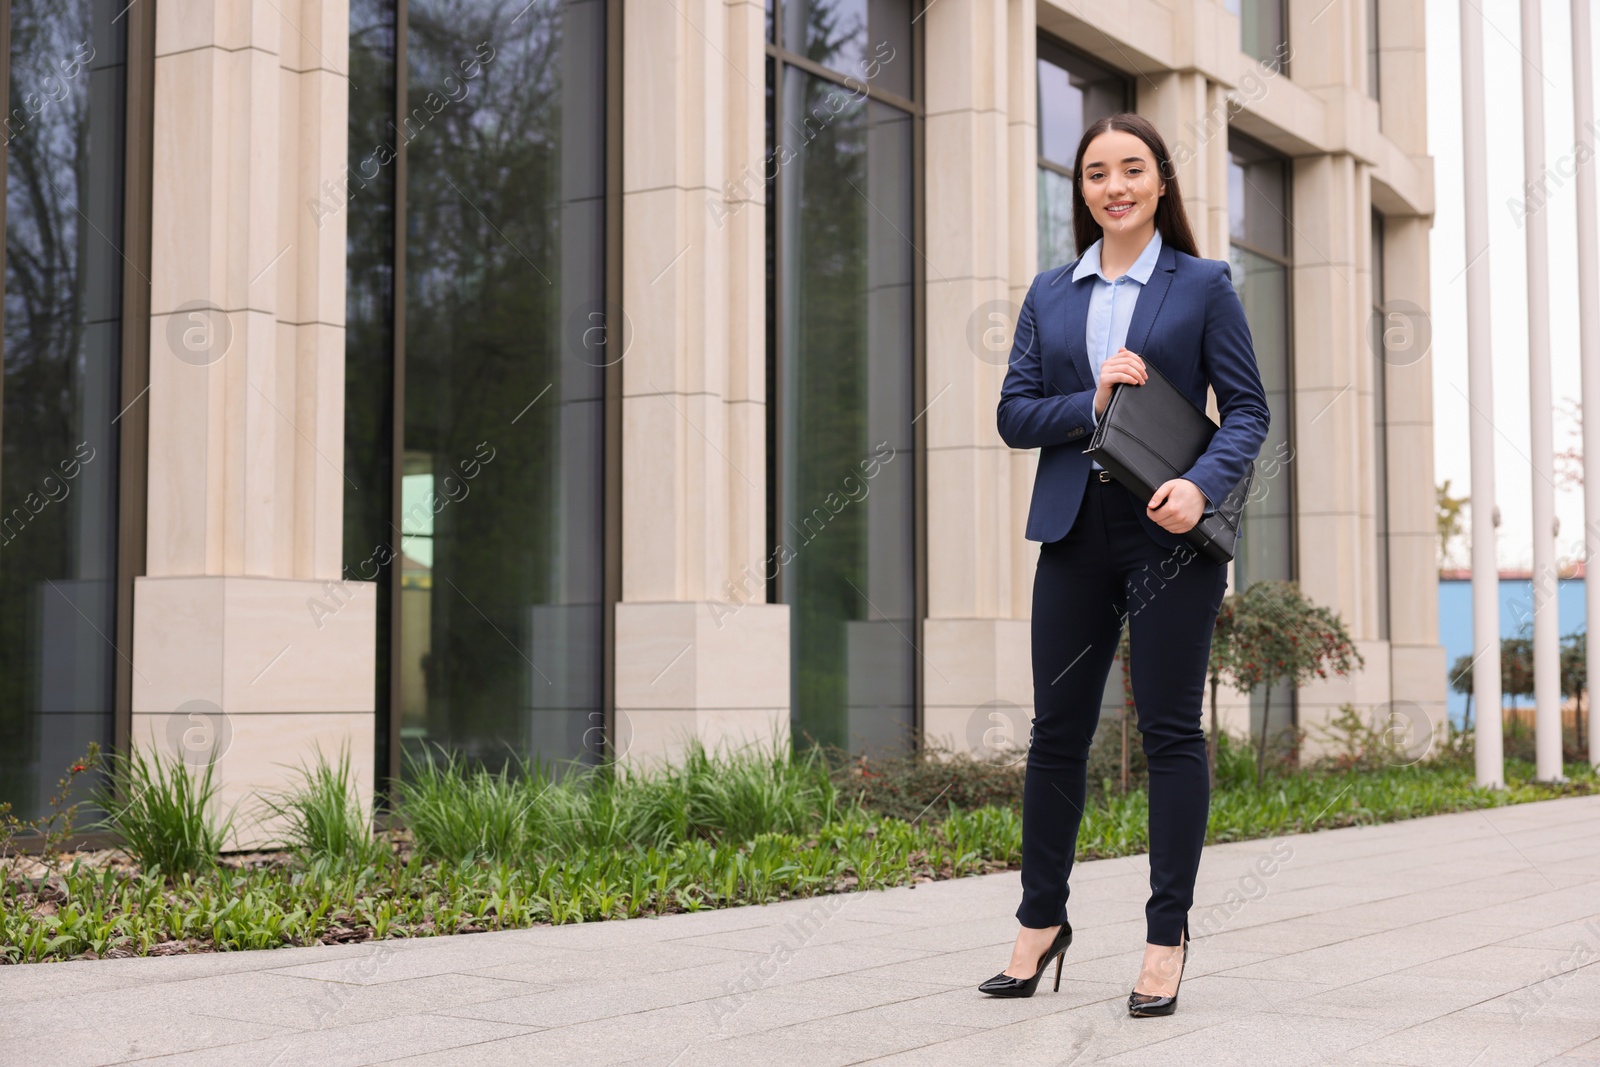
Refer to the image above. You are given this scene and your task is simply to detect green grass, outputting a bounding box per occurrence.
[395,737,841,862]
[258,745,389,870]
[1,731,1593,964]
[92,746,231,879]
[396,747,543,863]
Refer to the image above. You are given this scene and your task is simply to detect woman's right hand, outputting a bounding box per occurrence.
[1095,347,1148,417]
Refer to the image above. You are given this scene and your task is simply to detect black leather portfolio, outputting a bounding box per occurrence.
[1083,364,1253,564]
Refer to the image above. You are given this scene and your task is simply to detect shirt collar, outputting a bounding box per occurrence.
[1072,228,1164,285]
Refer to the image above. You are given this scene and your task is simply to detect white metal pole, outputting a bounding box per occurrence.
[1574,0,1600,771]
[1522,0,1564,782]
[1462,0,1505,788]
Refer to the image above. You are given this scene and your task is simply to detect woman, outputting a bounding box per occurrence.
[980,114,1270,1015]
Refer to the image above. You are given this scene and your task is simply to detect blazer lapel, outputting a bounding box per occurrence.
[1123,241,1177,364]
[1053,265,1095,392]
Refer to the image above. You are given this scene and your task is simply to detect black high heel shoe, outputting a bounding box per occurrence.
[978,922,1073,998]
[1127,919,1188,1017]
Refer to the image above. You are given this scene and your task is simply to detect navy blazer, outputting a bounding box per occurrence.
[997,239,1271,548]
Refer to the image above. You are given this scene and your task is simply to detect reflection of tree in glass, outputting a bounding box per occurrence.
[799,0,864,73]
[344,0,397,563]
[401,0,604,767]
[785,71,875,753]
[2,1,122,818]
[5,5,93,455]
[343,0,398,777]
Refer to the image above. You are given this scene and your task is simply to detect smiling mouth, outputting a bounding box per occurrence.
[1106,202,1135,216]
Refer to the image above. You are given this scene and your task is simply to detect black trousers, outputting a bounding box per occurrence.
[1016,473,1228,946]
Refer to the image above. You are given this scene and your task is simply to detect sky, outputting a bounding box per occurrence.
[1426,0,1595,570]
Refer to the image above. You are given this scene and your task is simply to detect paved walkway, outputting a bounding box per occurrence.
[5,795,1599,1066]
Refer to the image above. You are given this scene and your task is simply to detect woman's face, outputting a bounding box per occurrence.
[1080,129,1167,237]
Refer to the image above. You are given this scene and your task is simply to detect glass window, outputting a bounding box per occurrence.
[1228,244,1292,586]
[1228,141,1289,258]
[778,0,911,100]
[1228,132,1296,742]
[345,0,608,778]
[345,0,398,783]
[1037,169,1077,272]
[1367,0,1380,100]
[1371,210,1389,639]
[1035,38,1129,271]
[768,6,916,757]
[0,0,127,821]
[1225,0,1289,75]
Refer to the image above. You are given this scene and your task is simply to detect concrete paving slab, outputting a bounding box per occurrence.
[191,969,545,1031]
[124,1013,539,1067]
[1341,1009,1599,1066]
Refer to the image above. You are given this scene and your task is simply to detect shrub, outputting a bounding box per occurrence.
[1220,580,1363,784]
[826,742,1024,822]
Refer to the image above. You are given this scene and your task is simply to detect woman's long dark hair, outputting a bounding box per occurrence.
[1071,113,1200,260]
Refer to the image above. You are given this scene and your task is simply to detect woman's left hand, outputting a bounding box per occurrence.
[1147,478,1208,534]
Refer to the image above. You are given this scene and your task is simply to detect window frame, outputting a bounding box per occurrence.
[1034,34,1132,184]
[1230,0,1290,76]
[0,0,154,841]
[1226,131,1296,583]
[764,2,927,753]
[1226,130,1298,733]
[1034,33,1133,271]
[1371,207,1390,640]
[357,0,624,791]
[1367,0,1381,101]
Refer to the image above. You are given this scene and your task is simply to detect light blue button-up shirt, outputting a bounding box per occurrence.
[1072,230,1213,514]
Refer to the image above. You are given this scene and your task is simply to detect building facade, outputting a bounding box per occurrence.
[0,0,1444,827]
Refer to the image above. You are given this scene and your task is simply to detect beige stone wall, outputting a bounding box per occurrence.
[124,0,1445,801]
[136,0,373,844]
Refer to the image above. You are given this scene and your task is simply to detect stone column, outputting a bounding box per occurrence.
[1376,0,1428,156]
[1375,0,1449,749]
[614,0,789,763]
[1287,0,1447,757]
[919,0,1037,757]
[1139,70,1228,259]
[1283,150,1391,738]
[1382,213,1449,748]
[135,0,374,841]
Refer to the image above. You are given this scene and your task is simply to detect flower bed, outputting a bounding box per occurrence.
[1,731,1593,964]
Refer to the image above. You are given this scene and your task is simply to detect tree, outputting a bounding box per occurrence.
[1501,637,1534,705]
[1447,633,1584,751]
[1561,630,1587,754]
[1221,581,1364,785]
[1436,480,1469,567]
[1555,398,1583,488]
[1448,652,1475,732]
